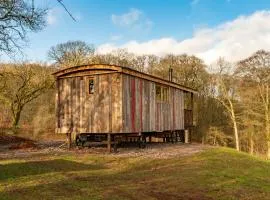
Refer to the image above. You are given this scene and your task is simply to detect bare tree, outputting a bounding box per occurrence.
[212,58,240,151]
[48,40,95,68]
[0,71,5,92]
[56,0,76,21]
[151,54,208,90]
[93,49,137,68]
[0,63,54,132]
[0,0,47,54]
[236,50,270,158]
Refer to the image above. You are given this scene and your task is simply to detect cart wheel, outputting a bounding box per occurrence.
[113,142,118,152]
[139,136,146,148]
[75,136,83,147]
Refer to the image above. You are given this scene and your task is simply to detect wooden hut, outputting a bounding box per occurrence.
[53,64,196,150]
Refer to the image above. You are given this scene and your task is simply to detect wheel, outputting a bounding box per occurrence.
[75,136,84,147]
[113,142,118,152]
[139,136,146,148]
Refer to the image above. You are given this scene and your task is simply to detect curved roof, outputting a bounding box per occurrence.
[53,64,197,93]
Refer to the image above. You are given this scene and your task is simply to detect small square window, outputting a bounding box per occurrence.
[156,85,161,101]
[156,84,169,102]
[89,78,94,94]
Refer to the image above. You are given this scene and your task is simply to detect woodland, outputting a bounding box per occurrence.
[0,0,270,159]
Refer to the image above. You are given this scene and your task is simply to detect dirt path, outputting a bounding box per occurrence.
[0,139,211,160]
[114,143,212,159]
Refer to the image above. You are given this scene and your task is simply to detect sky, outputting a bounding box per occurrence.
[15,0,270,64]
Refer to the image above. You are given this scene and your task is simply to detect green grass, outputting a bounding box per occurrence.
[0,148,270,200]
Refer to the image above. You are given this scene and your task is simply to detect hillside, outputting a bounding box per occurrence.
[0,146,269,200]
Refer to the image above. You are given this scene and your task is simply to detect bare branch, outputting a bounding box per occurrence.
[56,0,76,21]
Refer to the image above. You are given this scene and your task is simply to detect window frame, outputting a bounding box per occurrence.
[156,84,169,102]
[88,77,95,94]
[184,91,192,110]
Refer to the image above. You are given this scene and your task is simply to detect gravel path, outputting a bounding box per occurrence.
[113,143,211,159]
[0,140,211,160]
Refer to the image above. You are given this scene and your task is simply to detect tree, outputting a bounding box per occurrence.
[145,54,160,74]
[212,58,240,151]
[151,54,208,90]
[0,0,47,54]
[92,49,137,69]
[147,54,212,142]
[48,40,95,68]
[0,71,6,92]
[0,63,54,132]
[236,50,270,158]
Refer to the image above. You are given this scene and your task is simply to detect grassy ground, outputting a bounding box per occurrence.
[0,147,270,200]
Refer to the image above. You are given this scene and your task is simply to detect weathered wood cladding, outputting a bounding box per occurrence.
[53,64,197,94]
[55,64,194,135]
[122,74,184,133]
[56,71,122,134]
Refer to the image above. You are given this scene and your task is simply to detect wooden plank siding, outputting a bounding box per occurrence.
[55,65,192,134]
[53,64,197,94]
[121,74,184,133]
[56,71,122,134]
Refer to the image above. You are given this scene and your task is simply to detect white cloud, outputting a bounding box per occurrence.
[46,8,59,25]
[112,8,142,26]
[98,10,270,64]
[111,8,153,31]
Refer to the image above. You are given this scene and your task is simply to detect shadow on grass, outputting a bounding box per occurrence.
[0,158,212,200]
[0,164,212,200]
[1,149,270,200]
[0,159,105,181]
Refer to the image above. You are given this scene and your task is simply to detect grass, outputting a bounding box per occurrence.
[0,148,270,200]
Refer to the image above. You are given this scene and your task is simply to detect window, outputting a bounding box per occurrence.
[156,85,169,102]
[88,78,94,94]
[156,85,161,100]
[184,92,192,110]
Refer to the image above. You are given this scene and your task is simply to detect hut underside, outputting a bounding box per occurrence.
[54,64,195,151]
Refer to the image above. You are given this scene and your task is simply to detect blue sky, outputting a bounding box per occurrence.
[19,0,270,64]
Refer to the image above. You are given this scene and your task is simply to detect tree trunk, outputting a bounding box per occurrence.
[213,132,216,146]
[266,121,270,159]
[230,105,240,151]
[233,120,240,151]
[249,131,254,155]
[267,141,270,159]
[12,108,22,134]
[265,85,270,159]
